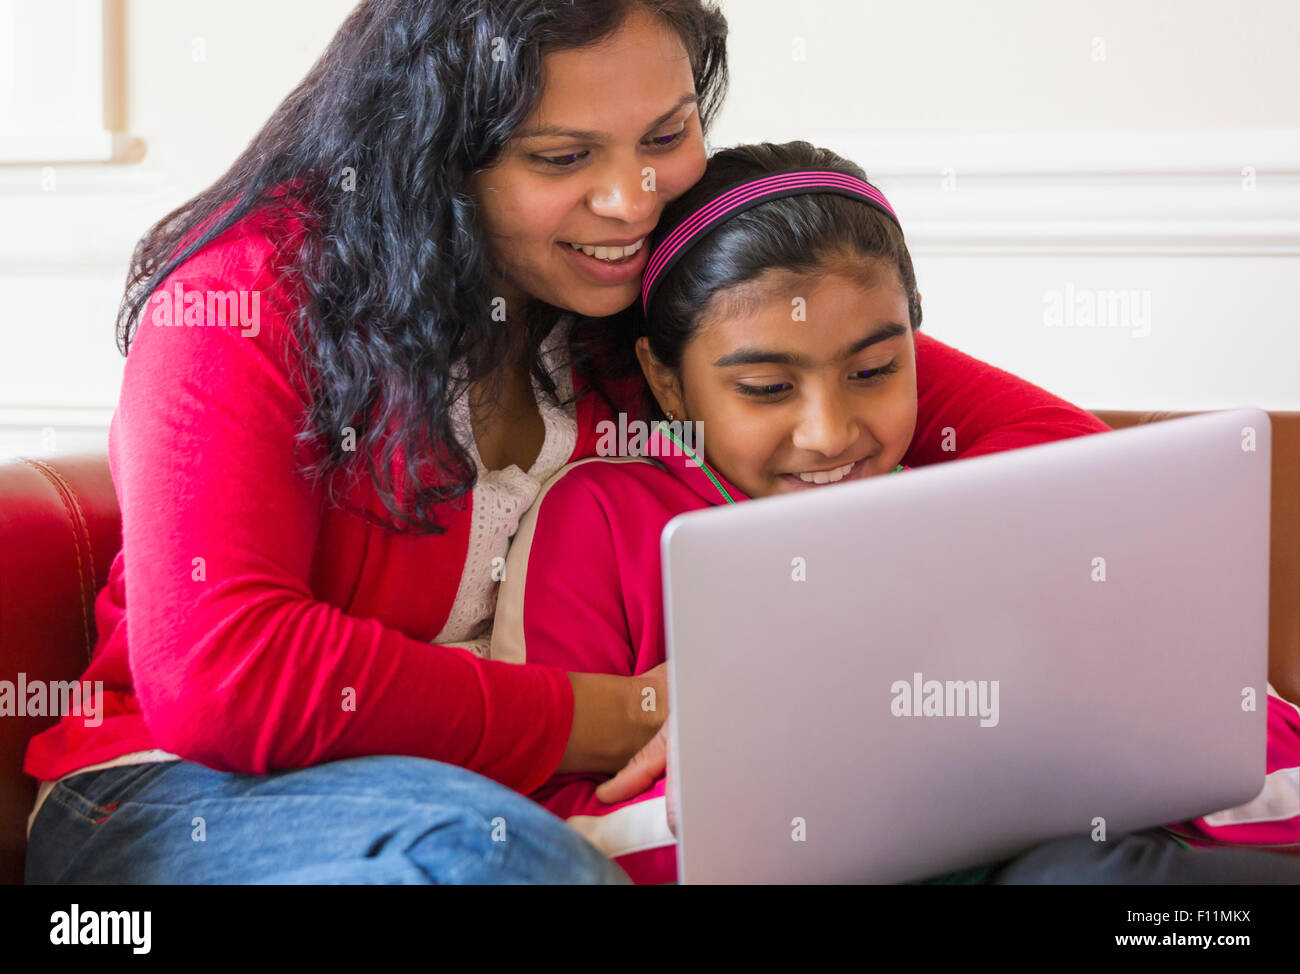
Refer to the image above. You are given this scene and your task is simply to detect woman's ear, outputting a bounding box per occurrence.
[635,336,685,419]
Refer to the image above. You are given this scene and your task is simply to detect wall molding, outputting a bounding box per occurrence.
[0,404,116,428]
[0,405,114,462]
[6,130,1298,268]
[0,165,180,272]
[792,130,1300,256]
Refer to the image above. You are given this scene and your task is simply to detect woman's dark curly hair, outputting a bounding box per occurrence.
[115,0,729,533]
[639,140,921,420]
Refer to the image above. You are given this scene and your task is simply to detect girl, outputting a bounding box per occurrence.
[488,140,1300,884]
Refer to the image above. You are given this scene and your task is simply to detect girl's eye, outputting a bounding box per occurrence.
[645,128,687,149]
[853,360,900,384]
[534,128,687,169]
[736,361,900,400]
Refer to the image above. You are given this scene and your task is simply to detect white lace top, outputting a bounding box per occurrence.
[433,314,578,657]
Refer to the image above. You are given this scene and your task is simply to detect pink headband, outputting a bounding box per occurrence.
[640,170,901,316]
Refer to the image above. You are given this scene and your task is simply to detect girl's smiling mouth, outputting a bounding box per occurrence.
[776,457,870,488]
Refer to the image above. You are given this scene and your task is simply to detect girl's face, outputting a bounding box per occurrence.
[638,260,919,500]
[469,8,708,321]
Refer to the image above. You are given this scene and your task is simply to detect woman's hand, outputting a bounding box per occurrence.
[557,662,668,776]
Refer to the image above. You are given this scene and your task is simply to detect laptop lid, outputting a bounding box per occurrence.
[663,408,1272,883]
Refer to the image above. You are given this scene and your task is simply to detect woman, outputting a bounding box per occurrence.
[24,0,1108,885]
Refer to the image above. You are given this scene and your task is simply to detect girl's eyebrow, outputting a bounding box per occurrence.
[513,93,699,142]
[712,322,909,368]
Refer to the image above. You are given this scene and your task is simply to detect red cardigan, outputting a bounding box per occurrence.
[24,206,1111,792]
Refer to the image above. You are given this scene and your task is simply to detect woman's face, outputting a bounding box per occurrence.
[469,8,708,320]
[638,260,919,500]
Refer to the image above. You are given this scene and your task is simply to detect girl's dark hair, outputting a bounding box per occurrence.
[639,140,921,420]
[115,0,729,533]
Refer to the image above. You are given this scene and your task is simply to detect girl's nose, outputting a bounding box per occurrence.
[587,162,655,224]
[791,394,860,460]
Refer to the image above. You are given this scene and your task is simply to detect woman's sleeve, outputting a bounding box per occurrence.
[903,331,1112,467]
[117,245,572,794]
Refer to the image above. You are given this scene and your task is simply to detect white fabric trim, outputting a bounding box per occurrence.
[490,454,658,665]
[566,795,676,858]
[1201,765,1300,827]
[433,315,578,651]
[27,748,181,839]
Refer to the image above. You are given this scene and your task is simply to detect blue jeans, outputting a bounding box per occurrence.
[24,756,631,884]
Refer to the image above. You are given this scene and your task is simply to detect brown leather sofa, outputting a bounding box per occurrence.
[2,410,1298,884]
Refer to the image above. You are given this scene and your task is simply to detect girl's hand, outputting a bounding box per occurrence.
[596,720,679,838]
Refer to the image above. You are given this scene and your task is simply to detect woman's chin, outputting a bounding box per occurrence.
[555,284,640,320]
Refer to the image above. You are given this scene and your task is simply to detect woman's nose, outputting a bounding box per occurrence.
[587,162,655,224]
[791,395,859,460]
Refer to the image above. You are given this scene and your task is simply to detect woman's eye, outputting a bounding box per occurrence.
[536,150,587,168]
[534,129,687,169]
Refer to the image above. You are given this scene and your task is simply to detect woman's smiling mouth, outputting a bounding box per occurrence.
[557,235,651,284]
[562,237,647,260]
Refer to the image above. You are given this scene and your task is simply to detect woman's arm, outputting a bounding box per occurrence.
[564,670,665,774]
[117,235,625,793]
[904,331,1112,467]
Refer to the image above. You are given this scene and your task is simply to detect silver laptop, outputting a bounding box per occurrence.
[663,408,1272,884]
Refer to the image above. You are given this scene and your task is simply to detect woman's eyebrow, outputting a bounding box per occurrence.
[514,93,698,142]
[712,322,908,368]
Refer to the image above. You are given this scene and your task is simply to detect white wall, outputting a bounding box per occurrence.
[2,0,1296,460]
[707,0,1300,411]
[711,0,1300,134]
[126,0,359,203]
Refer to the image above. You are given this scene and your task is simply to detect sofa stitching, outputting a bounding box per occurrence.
[17,458,96,663]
